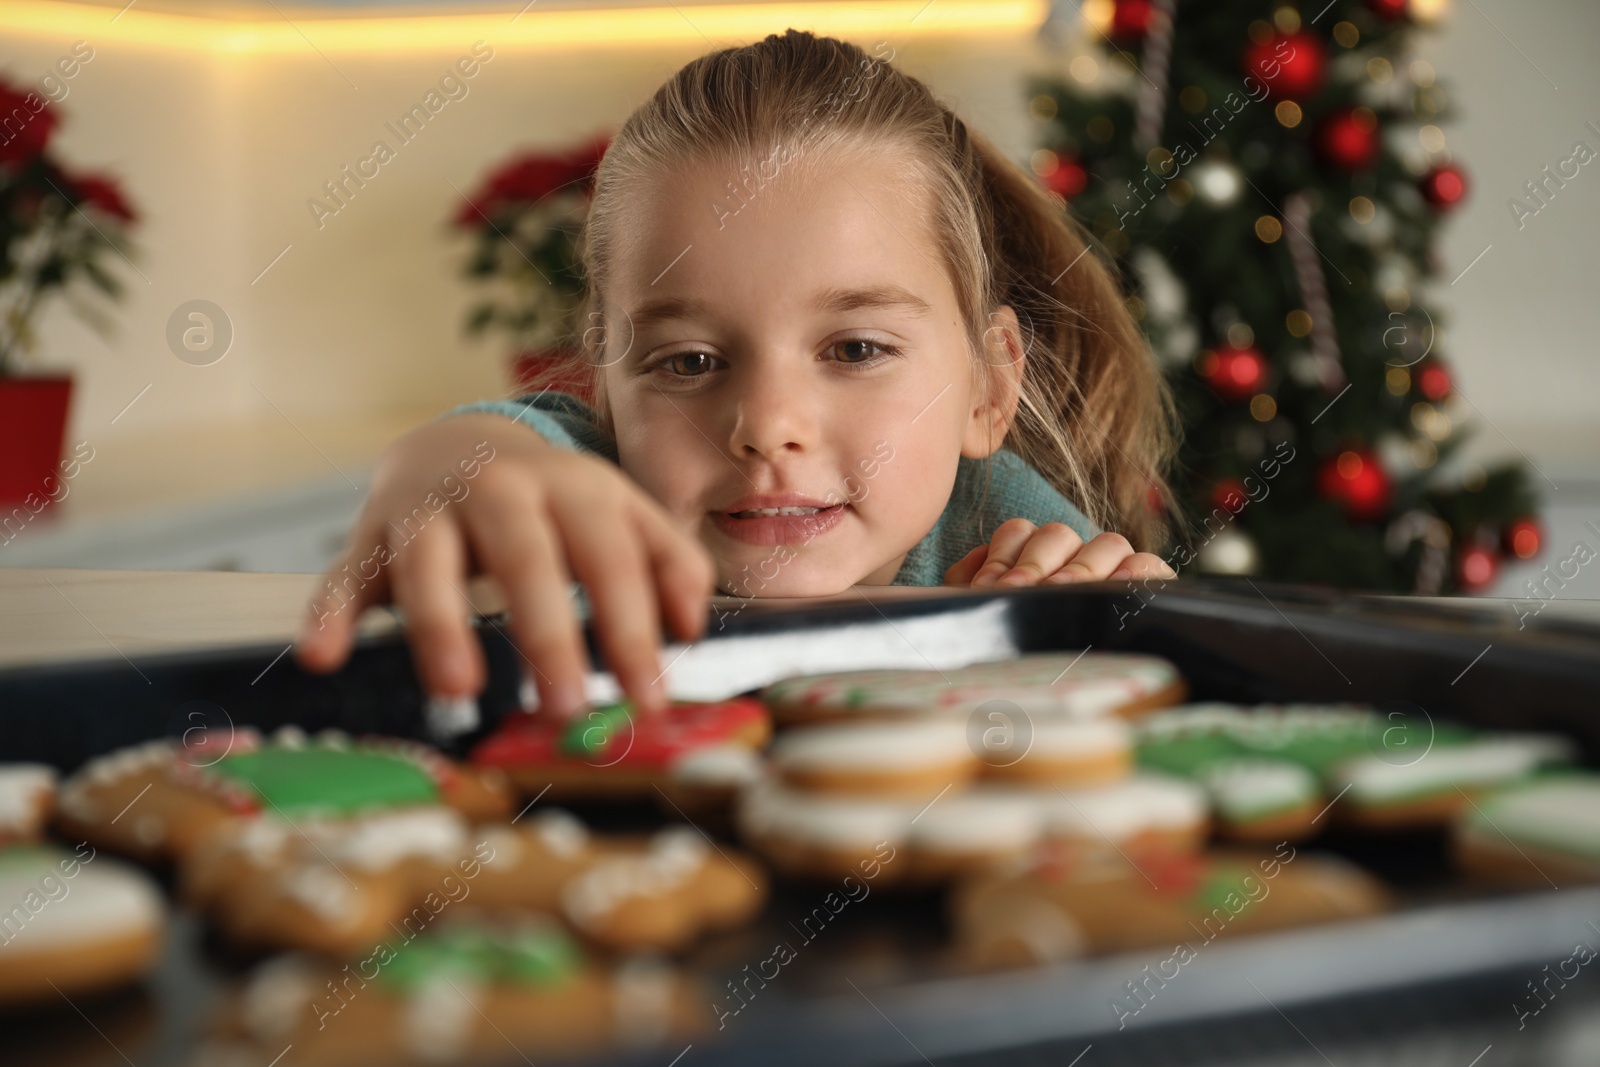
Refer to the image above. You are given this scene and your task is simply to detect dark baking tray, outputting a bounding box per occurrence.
[4,578,1600,1067]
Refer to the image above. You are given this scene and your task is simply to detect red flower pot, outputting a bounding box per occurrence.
[0,374,73,510]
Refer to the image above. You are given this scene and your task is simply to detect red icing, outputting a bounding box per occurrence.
[470,697,767,770]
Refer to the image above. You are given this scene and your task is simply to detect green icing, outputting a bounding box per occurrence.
[561,702,634,757]
[380,923,581,992]
[1138,733,1244,777]
[0,845,65,873]
[211,747,437,814]
[1191,863,1254,915]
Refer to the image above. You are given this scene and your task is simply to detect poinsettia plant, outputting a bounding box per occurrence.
[0,76,138,376]
[453,134,609,357]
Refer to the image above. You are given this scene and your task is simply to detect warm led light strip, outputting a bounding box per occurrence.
[0,1,1046,52]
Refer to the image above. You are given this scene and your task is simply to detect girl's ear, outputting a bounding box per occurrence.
[961,305,1027,459]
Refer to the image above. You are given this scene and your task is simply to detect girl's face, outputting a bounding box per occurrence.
[602,147,1016,596]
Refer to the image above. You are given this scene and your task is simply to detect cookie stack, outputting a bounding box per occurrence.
[737,651,1207,884]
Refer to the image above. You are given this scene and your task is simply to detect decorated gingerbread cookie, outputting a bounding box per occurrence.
[1454,772,1600,888]
[470,698,771,803]
[986,717,1133,788]
[770,720,975,799]
[181,805,488,958]
[0,764,56,845]
[1036,773,1210,858]
[953,845,1390,970]
[0,844,166,1004]
[559,826,767,952]
[1327,733,1575,828]
[761,651,1186,725]
[195,918,702,1067]
[737,780,910,884]
[56,727,511,865]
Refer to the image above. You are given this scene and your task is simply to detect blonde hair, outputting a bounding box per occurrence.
[542,29,1178,550]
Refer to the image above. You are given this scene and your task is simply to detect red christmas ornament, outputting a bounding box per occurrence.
[1042,153,1089,198]
[1212,478,1249,513]
[1242,32,1326,100]
[1200,345,1267,401]
[1503,517,1543,560]
[1416,362,1452,401]
[1421,165,1469,209]
[1456,543,1500,592]
[1366,0,1409,19]
[1317,449,1392,521]
[1315,108,1380,170]
[1110,0,1155,41]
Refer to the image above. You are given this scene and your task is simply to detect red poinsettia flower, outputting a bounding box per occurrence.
[65,172,137,222]
[455,134,610,226]
[0,79,59,166]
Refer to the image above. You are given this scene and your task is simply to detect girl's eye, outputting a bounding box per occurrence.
[829,339,898,366]
[665,352,718,377]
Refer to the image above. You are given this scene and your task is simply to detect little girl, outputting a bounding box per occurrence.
[296,30,1178,720]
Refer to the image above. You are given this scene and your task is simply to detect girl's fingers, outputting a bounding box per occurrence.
[970,518,1039,587]
[556,507,668,716]
[943,544,989,586]
[1044,531,1138,584]
[464,493,590,721]
[995,523,1084,587]
[633,499,717,644]
[295,527,392,674]
[1111,551,1179,582]
[387,521,485,698]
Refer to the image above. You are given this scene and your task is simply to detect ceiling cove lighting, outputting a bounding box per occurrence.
[0,1,1046,52]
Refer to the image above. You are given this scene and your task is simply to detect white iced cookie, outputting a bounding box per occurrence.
[0,846,166,1004]
[771,720,975,797]
[1041,773,1208,848]
[762,651,1184,723]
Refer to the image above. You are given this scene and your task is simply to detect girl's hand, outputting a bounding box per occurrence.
[943,517,1176,588]
[294,413,715,719]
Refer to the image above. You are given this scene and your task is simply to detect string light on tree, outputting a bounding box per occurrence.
[1456,540,1499,592]
[1198,344,1267,401]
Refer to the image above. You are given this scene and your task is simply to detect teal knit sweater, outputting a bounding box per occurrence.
[453,392,1101,587]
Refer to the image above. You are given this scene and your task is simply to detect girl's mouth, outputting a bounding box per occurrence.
[712,499,848,546]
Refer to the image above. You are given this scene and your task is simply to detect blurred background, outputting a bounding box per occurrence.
[0,0,1595,601]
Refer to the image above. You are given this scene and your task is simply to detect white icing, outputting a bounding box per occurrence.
[478,826,524,868]
[772,720,969,772]
[1040,774,1207,841]
[242,954,317,1041]
[1334,735,1575,804]
[71,739,174,788]
[669,745,765,787]
[281,863,361,925]
[1198,758,1317,821]
[1472,777,1600,860]
[909,790,1043,853]
[531,809,589,859]
[736,780,916,848]
[272,725,309,749]
[560,827,709,931]
[0,764,55,833]
[406,972,482,1062]
[612,956,675,1048]
[315,729,351,750]
[317,808,467,871]
[0,852,163,951]
[1027,718,1132,758]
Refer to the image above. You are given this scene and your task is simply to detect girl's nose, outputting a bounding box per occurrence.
[725,360,818,460]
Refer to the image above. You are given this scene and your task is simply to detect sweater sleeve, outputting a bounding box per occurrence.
[891,449,1102,586]
[449,391,619,463]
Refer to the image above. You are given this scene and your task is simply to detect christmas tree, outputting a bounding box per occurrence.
[1029,0,1540,594]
